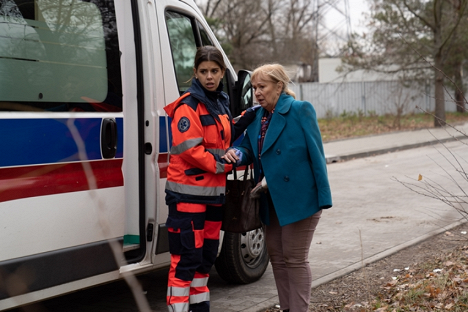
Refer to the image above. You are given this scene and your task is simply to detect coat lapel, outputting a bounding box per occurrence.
[261,112,285,155]
[261,94,293,155]
[247,109,262,159]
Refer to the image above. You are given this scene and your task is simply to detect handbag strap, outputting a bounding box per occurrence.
[231,165,254,181]
[243,165,249,181]
[242,165,255,182]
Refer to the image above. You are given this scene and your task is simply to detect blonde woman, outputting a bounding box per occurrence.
[224,64,332,312]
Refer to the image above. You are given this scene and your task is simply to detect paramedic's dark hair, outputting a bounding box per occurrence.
[194,46,226,71]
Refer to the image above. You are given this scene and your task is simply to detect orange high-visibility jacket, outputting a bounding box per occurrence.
[163,82,233,205]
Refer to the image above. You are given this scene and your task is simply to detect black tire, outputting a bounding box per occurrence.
[215,228,269,284]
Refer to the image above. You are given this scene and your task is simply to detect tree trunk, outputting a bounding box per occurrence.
[434,67,445,128]
[454,61,465,113]
[433,10,446,128]
[434,58,446,127]
[432,0,446,127]
[455,88,465,113]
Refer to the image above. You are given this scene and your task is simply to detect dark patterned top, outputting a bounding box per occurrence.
[257,108,274,183]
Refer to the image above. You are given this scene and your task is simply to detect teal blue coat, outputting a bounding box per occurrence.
[236,93,332,226]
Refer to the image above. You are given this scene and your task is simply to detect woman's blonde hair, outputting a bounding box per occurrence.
[251,64,296,99]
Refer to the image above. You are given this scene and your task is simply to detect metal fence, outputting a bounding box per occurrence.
[290,80,459,119]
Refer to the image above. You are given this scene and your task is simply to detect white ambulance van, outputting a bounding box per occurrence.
[0,0,268,309]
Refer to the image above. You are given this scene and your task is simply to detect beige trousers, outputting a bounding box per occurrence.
[264,205,322,312]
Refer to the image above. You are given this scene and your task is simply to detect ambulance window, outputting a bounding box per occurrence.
[197,21,213,46]
[0,0,122,112]
[165,11,198,93]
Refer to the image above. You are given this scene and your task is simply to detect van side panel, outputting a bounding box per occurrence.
[0,240,119,301]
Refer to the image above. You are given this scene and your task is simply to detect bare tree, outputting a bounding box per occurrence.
[390,82,413,129]
[341,0,468,127]
[395,132,468,222]
[277,0,316,61]
[199,0,319,71]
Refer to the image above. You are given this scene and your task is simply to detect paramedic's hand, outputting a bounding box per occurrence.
[241,105,261,123]
[222,148,241,165]
[233,105,261,123]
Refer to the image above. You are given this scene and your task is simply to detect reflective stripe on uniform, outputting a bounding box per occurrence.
[166,181,225,197]
[215,162,226,174]
[168,302,189,312]
[170,137,203,155]
[207,149,228,173]
[190,276,208,287]
[167,286,190,297]
[206,148,225,157]
[189,292,210,304]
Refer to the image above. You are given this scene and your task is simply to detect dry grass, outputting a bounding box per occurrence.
[319,112,468,143]
[344,242,468,312]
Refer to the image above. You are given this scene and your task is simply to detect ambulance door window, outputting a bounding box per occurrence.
[197,21,213,46]
[0,0,122,112]
[165,11,197,94]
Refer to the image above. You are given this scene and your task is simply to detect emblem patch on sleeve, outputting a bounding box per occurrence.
[178,117,190,133]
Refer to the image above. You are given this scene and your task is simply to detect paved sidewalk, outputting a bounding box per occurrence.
[324,122,468,163]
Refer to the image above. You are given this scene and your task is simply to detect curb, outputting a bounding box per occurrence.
[325,135,468,164]
[311,219,467,289]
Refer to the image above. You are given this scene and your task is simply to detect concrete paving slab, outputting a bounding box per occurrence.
[324,123,468,163]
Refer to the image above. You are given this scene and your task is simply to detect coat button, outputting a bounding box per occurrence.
[284,176,289,182]
[276,149,281,155]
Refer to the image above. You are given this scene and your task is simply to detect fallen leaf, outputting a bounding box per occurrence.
[418,174,423,181]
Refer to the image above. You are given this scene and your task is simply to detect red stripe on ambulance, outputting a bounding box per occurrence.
[0,159,123,203]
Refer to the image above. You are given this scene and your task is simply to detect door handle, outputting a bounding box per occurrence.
[101,118,117,159]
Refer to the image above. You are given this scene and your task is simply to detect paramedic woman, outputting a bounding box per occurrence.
[163,45,254,312]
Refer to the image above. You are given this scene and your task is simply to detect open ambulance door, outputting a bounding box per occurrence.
[117,0,152,266]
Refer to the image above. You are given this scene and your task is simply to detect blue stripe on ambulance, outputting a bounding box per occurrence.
[0,118,123,167]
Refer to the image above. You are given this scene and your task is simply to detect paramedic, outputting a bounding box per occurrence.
[163,45,252,312]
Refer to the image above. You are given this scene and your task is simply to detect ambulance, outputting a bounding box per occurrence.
[0,0,269,309]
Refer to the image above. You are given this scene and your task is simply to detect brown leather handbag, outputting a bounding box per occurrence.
[222,166,262,233]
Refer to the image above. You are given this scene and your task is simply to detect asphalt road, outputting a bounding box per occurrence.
[10,141,468,312]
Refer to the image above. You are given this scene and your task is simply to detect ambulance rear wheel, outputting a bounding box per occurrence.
[215,228,269,284]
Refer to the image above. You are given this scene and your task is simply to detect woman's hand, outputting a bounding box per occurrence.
[222,148,240,164]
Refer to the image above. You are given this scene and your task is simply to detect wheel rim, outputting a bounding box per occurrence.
[240,228,265,268]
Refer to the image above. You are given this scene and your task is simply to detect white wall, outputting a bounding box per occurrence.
[290,80,458,119]
[318,58,400,83]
